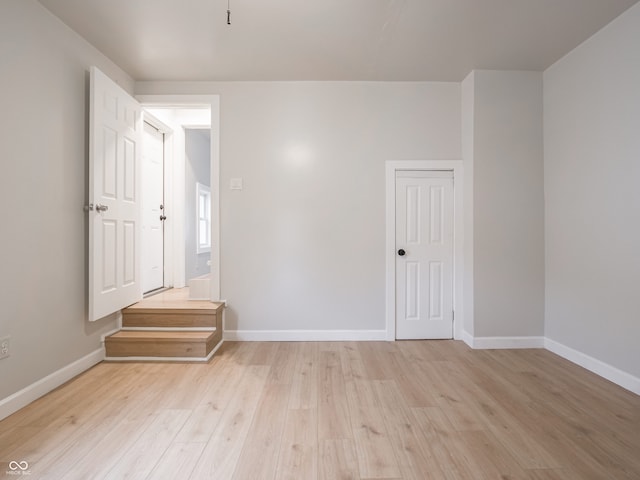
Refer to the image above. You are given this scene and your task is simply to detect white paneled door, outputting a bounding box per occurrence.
[395,171,454,339]
[142,121,165,294]
[89,67,142,321]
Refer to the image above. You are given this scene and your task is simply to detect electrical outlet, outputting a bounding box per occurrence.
[0,336,10,360]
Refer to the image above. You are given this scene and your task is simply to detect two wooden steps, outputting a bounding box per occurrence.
[105,300,224,361]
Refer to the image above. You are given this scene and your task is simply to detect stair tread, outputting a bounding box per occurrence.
[124,301,224,314]
[123,308,218,315]
[107,330,215,341]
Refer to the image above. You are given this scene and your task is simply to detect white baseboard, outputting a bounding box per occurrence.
[545,338,640,396]
[467,335,546,349]
[120,327,216,332]
[224,330,388,342]
[461,333,639,395]
[0,348,104,421]
[461,330,474,348]
[100,326,122,343]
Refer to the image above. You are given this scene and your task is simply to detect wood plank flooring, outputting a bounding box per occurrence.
[133,287,219,311]
[1,341,639,479]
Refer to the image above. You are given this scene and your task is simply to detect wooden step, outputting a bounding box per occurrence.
[122,302,224,328]
[105,330,220,358]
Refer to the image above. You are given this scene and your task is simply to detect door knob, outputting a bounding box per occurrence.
[95,204,109,213]
[398,249,406,256]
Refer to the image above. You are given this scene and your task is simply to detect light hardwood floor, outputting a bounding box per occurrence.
[1,341,639,479]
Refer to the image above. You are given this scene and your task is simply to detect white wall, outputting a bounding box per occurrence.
[0,0,133,401]
[463,70,545,339]
[544,3,640,378]
[461,72,475,337]
[136,81,461,333]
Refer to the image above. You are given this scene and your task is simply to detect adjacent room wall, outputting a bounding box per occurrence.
[0,0,133,402]
[136,81,461,334]
[463,70,545,340]
[185,129,211,281]
[461,72,475,338]
[544,2,640,379]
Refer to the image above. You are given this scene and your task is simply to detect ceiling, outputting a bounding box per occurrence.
[38,0,639,82]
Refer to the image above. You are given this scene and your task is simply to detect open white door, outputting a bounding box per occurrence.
[89,66,142,321]
[141,121,165,293]
[395,170,454,339]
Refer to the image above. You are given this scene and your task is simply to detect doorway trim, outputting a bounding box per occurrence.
[385,160,464,341]
[137,95,221,301]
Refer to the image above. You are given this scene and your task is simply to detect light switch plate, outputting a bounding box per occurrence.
[230,178,243,190]
[0,336,10,360]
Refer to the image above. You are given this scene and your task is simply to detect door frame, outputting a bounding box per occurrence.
[385,160,465,341]
[137,95,221,301]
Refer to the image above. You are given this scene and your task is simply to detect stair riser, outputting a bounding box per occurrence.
[105,330,221,358]
[107,340,205,358]
[123,312,217,328]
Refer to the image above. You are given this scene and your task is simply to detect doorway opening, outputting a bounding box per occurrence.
[138,96,220,302]
[385,160,465,341]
